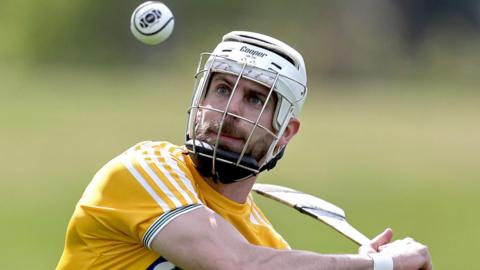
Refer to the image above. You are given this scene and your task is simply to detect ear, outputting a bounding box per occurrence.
[278,118,300,148]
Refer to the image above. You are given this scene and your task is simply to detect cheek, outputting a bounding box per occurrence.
[196,105,222,124]
[195,109,203,124]
[203,92,226,110]
[257,109,275,133]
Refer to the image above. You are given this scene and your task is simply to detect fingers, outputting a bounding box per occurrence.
[358,228,393,255]
[378,238,415,252]
[359,229,433,270]
[370,228,393,251]
[378,237,414,252]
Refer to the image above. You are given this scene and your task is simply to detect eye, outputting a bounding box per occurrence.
[216,85,231,96]
[248,94,265,107]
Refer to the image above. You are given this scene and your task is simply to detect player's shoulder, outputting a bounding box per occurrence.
[119,140,186,166]
[124,141,186,159]
[81,140,194,203]
[87,141,187,187]
[116,140,191,180]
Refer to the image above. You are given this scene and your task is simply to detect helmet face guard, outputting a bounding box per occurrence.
[185,32,307,184]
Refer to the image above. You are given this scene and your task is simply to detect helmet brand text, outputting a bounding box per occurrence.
[240,46,267,58]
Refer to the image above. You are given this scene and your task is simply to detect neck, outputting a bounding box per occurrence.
[205,177,256,203]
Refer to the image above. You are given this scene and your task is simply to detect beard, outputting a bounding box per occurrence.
[195,117,273,162]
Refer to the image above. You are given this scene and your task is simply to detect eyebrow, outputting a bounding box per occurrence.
[212,74,235,88]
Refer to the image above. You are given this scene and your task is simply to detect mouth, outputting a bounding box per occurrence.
[213,132,244,143]
[205,131,246,152]
[195,122,248,153]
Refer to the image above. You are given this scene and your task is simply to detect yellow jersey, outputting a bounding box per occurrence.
[57,141,289,270]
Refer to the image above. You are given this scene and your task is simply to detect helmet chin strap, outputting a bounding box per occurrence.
[185,139,284,184]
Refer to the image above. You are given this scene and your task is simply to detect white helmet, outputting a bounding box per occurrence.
[186,31,307,183]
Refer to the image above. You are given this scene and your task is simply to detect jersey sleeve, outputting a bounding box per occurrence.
[77,141,203,249]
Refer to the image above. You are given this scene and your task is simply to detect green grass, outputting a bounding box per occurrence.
[1,66,478,269]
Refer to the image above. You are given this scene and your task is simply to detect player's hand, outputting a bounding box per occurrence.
[379,238,433,270]
[358,228,394,254]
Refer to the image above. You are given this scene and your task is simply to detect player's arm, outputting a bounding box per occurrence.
[151,206,431,270]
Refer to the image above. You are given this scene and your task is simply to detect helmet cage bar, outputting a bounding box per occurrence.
[236,71,280,166]
[195,69,297,112]
[189,54,220,155]
[192,105,279,139]
[187,51,300,175]
[210,62,248,175]
[196,53,307,103]
[192,54,302,135]
[196,151,260,174]
[193,54,304,132]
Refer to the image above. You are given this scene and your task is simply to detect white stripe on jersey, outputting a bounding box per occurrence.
[121,154,170,212]
[247,196,262,225]
[168,144,184,157]
[134,144,184,209]
[145,144,198,205]
[143,204,204,249]
[252,206,270,226]
[249,194,272,227]
[160,145,198,200]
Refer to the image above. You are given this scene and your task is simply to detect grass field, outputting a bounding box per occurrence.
[1,65,479,269]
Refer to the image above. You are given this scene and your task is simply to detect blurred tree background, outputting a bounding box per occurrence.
[1,0,479,269]
[1,0,480,75]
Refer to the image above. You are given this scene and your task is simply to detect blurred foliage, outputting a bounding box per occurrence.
[1,0,479,78]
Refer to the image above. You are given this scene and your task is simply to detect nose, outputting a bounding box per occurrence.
[224,87,244,120]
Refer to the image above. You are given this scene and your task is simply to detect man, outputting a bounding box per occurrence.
[57,31,432,270]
